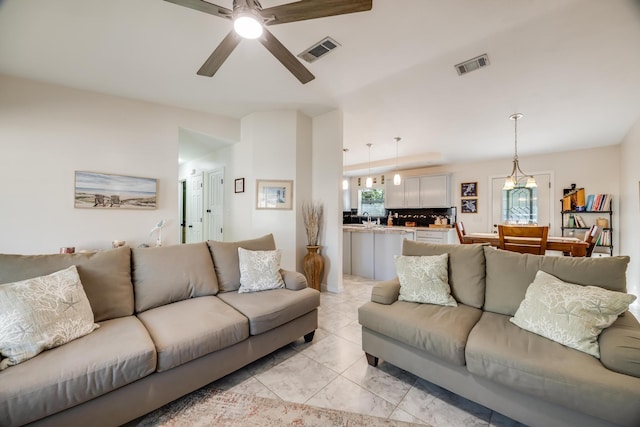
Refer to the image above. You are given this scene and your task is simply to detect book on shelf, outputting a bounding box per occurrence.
[585,194,595,211]
[589,193,612,212]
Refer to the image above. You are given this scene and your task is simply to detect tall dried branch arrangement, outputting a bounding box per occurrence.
[302,201,323,246]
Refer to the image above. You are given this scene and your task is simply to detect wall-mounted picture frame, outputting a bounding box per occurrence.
[234,178,245,193]
[74,171,157,209]
[461,182,477,197]
[461,198,478,214]
[256,179,293,210]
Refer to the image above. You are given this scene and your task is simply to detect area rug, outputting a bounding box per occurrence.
[126,384,425,427]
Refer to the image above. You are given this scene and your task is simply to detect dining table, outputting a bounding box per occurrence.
[462,232,589,257]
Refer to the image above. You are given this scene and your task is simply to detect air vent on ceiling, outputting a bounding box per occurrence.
[454,54,490,76]
[298,37,341,63]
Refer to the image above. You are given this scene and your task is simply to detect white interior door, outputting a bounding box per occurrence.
[205,168,224,242]
[186,172,203,243]
[490,173,552,233]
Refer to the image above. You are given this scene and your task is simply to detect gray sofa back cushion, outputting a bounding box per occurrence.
[132,242,218,312]
[484,246,630,316]
[0,247,133,322]
[207,234,276,292]
[401,240,486,308]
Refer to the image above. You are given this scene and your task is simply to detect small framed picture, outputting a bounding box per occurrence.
[234,178,245,193]
[461,198,478,214]
[256,179,293,210]
[461,182,477,197]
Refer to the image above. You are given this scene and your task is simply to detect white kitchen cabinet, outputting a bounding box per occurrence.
[415,229,458,244]
[343,231,351,274]
[420,175,450,207]
[350,231,374,279]
[384,180,404,208]
[404,177,421,208]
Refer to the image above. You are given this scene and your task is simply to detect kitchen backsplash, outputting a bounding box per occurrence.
[344,207,456,227]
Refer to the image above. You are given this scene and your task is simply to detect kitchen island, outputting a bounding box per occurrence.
[343,225,457,281]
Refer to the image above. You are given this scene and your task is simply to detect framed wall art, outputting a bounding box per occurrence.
[461,198,478,214]
[461,182,477,197]
[256,179,293,210]
[74,171,157,209]
[234,178,245,193]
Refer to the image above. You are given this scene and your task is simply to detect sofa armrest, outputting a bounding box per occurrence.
[599,311,640,378]
[371,277,400,305]
[280,269,308,290]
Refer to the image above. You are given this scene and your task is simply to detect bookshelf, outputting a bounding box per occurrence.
[561,209,613,256]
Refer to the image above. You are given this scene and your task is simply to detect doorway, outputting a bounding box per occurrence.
[179,168,225,244]
[490,173,553,232]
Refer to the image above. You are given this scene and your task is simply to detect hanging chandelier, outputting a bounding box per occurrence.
[503,113,537,190]
[393,137,402,185]
[365,143,373,188]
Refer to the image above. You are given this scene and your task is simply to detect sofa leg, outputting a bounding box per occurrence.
[365,353,379,367]
[304,331,315,343]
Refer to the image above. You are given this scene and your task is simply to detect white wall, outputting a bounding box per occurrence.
[312,111,344,293]
[0,74,238,253]
[620,117,640,308]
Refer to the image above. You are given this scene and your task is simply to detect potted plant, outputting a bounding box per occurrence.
[302,201,324,291]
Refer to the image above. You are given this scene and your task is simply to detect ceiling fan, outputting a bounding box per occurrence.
[164,0,373,84]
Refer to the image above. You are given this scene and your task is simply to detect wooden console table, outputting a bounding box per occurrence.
[462,232,589,257]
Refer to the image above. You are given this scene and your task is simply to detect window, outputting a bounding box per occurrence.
[358,188,385,217]
[502,186,538,224]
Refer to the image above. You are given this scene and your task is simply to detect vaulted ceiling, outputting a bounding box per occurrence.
[1,0,639,174]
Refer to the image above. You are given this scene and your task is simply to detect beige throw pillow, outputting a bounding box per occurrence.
[510,270,636,358]
[396,254,457,307]
[0,265,99,370]
[237,248,285,293]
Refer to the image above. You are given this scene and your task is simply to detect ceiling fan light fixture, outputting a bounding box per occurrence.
[233,11,263,39]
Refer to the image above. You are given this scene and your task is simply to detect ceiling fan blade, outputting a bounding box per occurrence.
[259,28,315,84]
[197,30,242,77]
[163,0,232,19]
[261,0,372,26]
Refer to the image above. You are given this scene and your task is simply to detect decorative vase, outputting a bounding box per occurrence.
[303,245,324,291]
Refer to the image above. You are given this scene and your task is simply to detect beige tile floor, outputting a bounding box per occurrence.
[213,275,526,427]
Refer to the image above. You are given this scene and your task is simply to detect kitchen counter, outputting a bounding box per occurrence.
[342,225,453,233]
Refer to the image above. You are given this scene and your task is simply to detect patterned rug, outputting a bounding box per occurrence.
[126,383,425,427]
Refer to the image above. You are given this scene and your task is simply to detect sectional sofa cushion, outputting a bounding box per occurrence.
[136,296,248,372]
[0,247,133,322]
[217,288,320,335]
[599,312,640,377]
[359,300,482,366]
[132,243,218,312]
[465,311,640,426]
[0,266,99,370]
[0,316,156,427]
[483,246,630,316]
[370,278,401,305]
[207,234,277,292]
[510,270,636,358]
[401,240,485,308]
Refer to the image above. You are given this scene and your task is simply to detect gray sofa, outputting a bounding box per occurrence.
[358,240,640,427]
[0,234,320,427]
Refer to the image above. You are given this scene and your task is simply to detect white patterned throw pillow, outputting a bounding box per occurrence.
[0,265,99,370]
[510,270,636,358]
[237,248,285,293]
[396,254,457,307]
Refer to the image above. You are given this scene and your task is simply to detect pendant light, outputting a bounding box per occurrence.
[503,113,537,190]
[342,148,349,190]
[393,137,402,185]
[365,143,373,188]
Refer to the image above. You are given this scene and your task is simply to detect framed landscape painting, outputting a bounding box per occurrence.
[256,179,293,210]
[74,171,157,209]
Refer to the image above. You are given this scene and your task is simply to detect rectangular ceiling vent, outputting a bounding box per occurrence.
[454,54,490,76]
[298,37,341,63]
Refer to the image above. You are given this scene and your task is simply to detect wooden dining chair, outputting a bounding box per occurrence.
[583,225,601,257]
[455,221,466,244]
[497,225,549,255]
